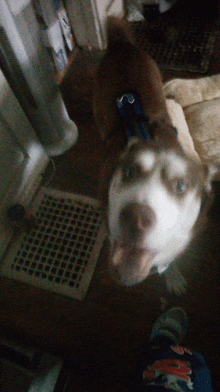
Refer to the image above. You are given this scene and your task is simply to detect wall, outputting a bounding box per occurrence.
[66,0,124,49]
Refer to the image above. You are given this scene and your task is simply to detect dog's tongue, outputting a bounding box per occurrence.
[111,241,154,271]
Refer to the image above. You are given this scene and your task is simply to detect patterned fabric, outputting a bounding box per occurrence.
[131,339,213,391]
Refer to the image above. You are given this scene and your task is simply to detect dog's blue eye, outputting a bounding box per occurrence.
[122,166,137,182]
[173,179,188,194]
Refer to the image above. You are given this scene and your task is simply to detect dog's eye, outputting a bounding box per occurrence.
[122,165,137,182]
[172,178,188,195]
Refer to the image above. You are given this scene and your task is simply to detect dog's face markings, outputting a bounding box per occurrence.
[136,151,156,173]
[115,149,194,202]
[108,145,203,286]
[160,153,191,198]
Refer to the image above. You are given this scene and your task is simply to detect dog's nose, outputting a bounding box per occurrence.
[119,202,156,232]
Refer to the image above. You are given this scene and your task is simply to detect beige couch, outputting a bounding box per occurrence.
[164,75,220,179]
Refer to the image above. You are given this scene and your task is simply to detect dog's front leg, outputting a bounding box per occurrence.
[164,262,187,296]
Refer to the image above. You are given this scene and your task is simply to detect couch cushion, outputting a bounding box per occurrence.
[166,99,200,162]
[164,75,220,109]
[184,98,220,173]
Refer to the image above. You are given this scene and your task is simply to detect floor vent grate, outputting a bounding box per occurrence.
[1,188,106,300]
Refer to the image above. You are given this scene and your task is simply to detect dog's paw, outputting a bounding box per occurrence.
[165,264,187,296]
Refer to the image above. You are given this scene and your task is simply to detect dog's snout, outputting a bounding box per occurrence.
[119,202,156,232]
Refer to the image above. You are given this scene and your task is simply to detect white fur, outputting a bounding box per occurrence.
[136,151,156,172]
[165,152,187,178]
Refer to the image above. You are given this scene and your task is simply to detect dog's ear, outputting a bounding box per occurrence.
[123,136,140,150]
[149,120,179,147]
[193,163,217,237]
[203,163,218,192]
[98,146,123,213]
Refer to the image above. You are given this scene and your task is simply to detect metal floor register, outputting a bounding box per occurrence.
[1,188,106,300]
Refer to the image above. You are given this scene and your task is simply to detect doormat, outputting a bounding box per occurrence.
[133,17,219,73]
[1,188,106,300]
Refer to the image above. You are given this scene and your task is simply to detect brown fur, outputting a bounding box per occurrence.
[93,17,175,145]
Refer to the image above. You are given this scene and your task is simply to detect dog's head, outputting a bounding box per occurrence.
[107,136,215,286]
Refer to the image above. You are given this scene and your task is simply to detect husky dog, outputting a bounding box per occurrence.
[93,17,215,294]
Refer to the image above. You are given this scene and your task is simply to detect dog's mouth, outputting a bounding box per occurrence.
[109,240,156,286]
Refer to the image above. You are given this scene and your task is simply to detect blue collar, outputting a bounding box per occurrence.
[116,92,151,142]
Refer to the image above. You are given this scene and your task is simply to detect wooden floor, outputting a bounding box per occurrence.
[1,28,220,391]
